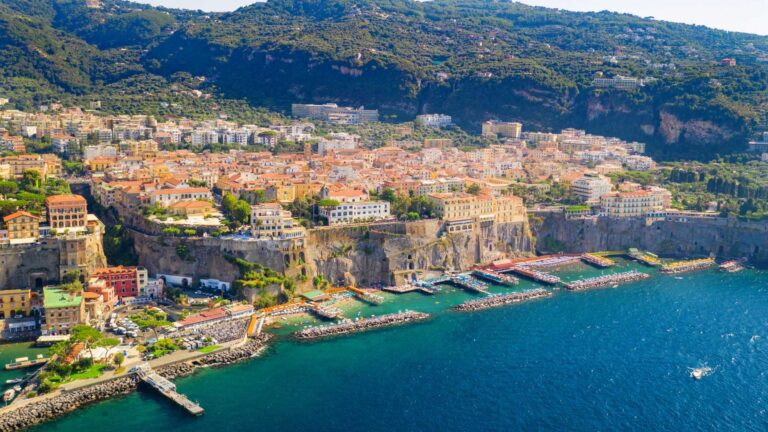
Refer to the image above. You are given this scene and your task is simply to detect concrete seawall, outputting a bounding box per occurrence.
[0,334,272,432]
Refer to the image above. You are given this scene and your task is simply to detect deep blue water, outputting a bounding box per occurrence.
[33,264,768,431]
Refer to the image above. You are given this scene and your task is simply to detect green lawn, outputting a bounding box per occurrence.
[67,364,107,381]
[196,345,221,354]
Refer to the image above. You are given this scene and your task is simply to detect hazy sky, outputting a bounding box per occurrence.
[135,0,768,35]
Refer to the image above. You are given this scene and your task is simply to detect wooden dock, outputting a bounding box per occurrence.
[135,364,204,416]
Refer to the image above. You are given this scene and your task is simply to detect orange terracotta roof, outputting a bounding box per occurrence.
[3,210,39,222]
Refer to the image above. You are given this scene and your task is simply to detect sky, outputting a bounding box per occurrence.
[135,0,768,35]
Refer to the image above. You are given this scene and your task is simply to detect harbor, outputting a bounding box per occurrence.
[505,266,562,285]
[382,284,437,295]
[294,311,431,340]
[564,270,651,291]
[627,248,662,266]
[4,355,47,371]
[454,289,553,312]
[661,258,716,274]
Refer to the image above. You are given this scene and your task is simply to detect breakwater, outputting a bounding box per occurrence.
[0,334,272,432]
[454,289,553,312]
[565,270,650,291]
[294,311,430,340]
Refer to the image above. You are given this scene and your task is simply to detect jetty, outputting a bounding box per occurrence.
[449,274,490,294]
[581,253,615,268]
[454,289,553,312]
[307,304,343,320]
[661,258,715,274]
[4,355,48,371]
[564,270,650,291]
[134,364,204,416]
[505,266,561,285]
[348,287,384,305]
[383,284,436,295]
[294,311,430,340]
[627,248,661,266]
[472,269,519,286]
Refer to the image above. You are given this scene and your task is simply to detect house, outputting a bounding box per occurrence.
[149,187,212,206]
[168,200,214,217]
[3,211,41,243]
[0,289,31,319]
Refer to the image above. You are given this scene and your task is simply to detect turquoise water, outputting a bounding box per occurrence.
[32,262,768,431]
[0,342,47,386]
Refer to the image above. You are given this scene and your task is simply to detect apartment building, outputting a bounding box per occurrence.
[415,114,453,128]
[0,289,31,319]
[3,211,41,243]
[46,194,88,231]
[251,203,306,240]
[481,121,522,139]
[319,201,391,225]
[149,187,212,206]
[572,175,613,202]
[600,190,664,218]
[43,287,85,335]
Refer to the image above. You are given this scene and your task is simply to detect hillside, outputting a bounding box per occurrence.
[2,0,768,159]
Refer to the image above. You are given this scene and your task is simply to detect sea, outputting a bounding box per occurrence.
[4,260,768,431]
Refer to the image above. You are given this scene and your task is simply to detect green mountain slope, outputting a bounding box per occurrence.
[2,0,768,159]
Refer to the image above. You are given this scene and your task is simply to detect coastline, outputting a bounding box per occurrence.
[0,334,273,432]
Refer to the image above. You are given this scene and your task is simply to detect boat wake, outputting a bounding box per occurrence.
[689,365,715,380]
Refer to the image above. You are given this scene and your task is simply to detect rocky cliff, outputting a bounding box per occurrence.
[533,211,768,266]
[128,219,535,290]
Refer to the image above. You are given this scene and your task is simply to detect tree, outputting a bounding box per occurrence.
[20,170,42,192]
[232,200,251,224]
[62,270,81,284]
[71,325,103,362]
[113,352,125,368]
[466,183,481,195]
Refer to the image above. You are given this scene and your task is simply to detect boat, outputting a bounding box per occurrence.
[3,389,15,403]
[4,354,48,371]
[689,366,712,380]
[4,378,23,385]
[719,260,745,273]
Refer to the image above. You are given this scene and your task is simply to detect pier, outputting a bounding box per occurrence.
[472,269,520,286]
[294,311,431,340]
[581,253,615,268]
[505,266,561,285]
[307,304,344,320]
[348,287,384,305]
[627,248,661,266]
[661,258,715,274]
[134,364,204,416]
[383,284,437,295]
[454,289,553,312]
[564,270,650,291]
[448,274,490,294]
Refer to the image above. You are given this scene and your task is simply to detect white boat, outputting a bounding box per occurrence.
[3,388,15,403]
[690,366,712,380]
[4,378,23,385]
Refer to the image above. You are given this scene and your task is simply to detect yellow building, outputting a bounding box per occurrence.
[266,183,297,204]
[427,192,526,224]
[0,289,31,319]
[294,181,324,200]
[43,287,85,335]
[3,211,40,243]
[168,200,214,217]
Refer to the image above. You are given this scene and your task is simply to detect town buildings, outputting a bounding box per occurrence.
[92,266,148,300]
[3,211,41,243]
[482,121,522,139]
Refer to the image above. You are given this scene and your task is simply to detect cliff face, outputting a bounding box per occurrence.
[0,233,107,290]
[533,212,768,266]
[128,219,535,289]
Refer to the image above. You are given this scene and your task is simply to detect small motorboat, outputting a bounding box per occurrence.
[3,388,15,403]
[690,366,712,380]
[5,378,23,385]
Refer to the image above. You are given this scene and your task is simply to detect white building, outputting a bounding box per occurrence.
[83,145,118,160]
[149,187,212,206]
[415,114,453,128]
[250,203,306,240]
[572,175,613,202]
[319,201,391,225]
